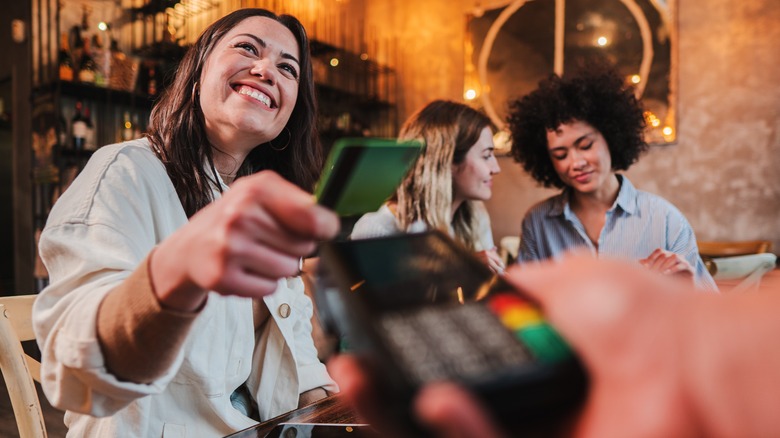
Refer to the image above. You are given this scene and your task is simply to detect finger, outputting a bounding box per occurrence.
[643,248,664,265]
[240,206,320,258]
[647,253,672,271]
[327,356,383,427]
[415,383,505,438]
[502,254,659,347]
[490,259,506,275]
[229,235,303,279]
[487,251,505,268]
[240,173,340,240]
[657,256,682,274]
[217,266,280,297]
[665,261,694,276]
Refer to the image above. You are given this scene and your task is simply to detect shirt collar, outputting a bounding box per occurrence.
[547,174,638,217]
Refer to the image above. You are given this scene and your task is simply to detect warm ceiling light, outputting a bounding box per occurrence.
[597,36,608,46]
[631,74,641,84]
[330,58,339,67]
[464,89,477,100]
[360,53,368,61]
[97,22,109,31]
[662,126,673,136]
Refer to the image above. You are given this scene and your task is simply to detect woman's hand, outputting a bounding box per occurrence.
[475,247,506,274]
[151,171,339,311]
[639,249,694,281]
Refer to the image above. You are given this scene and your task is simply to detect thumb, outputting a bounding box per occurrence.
[415,383,506,438]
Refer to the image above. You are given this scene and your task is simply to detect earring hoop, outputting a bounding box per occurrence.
[270,127,291,151]
[191,81,200,103]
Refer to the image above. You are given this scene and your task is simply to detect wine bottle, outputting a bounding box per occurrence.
[69,26,84,79]
[92,33,108,87]
[58,32,74,81]
[147,65,157,95]
[71,101,87,152]
[77,37,98,83]
[83,106,96,151]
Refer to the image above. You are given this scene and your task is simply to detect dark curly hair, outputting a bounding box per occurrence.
[507,64,648,189]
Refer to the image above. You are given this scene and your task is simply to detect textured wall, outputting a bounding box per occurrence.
[366,0,780,253]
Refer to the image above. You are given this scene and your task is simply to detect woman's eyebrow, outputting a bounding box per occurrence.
[573,132,596,145]
[236,33,300,65]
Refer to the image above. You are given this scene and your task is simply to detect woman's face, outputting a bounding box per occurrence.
[452,126,501,203]
[199,16,300,153]
[546,120,614,194]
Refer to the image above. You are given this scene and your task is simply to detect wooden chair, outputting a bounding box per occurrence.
[0,294,47,438]
[698,240,777,293]
[708,253,778,293]
[698,240,772,258]
[499,236,521,266]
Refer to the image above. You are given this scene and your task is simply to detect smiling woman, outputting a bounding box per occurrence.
[32,8,339,437]
[351,100,506,274]
[199,17,302,181]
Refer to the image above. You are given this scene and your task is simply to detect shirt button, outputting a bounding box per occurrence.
[278,303,291,318]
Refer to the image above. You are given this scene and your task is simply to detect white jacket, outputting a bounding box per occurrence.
[33,139,336,437]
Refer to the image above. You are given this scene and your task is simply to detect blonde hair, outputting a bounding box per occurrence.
[394,100,491,250]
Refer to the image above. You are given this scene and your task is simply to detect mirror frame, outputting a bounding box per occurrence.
[465,0,677,150]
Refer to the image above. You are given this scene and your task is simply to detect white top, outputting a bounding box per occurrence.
[351,202,496,251]
[33,139,337,437]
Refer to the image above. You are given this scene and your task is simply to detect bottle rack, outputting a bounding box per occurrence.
[310,39,398,153]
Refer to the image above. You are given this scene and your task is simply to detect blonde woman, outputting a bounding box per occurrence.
[351,100,504,273]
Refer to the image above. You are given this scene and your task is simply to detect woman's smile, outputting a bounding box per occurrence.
[234,84,275,109]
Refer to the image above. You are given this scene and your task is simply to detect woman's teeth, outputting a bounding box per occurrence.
[237,86,272,108]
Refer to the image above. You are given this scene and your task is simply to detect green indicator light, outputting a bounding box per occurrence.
[517,323,572,363]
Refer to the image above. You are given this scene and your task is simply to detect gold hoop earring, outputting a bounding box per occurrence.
[270,127,291,151]
[191,81,199,103]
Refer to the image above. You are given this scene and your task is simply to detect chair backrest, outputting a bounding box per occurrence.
[499,236,521,266]
[698,240,772,258]
[710,253,778,293]
[0,294,47,438]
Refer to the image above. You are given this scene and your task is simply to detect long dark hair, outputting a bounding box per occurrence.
[146,8,322,217]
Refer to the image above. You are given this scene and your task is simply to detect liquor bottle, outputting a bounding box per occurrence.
[69,26,85,80]
[57,113,68,149]
[77,37,98,83]
[91,33,108,87]
[121,111,134,141]
[83,106,96,151]
[58,32,74,81]
[71,101,87,152]
[147,65,157,96]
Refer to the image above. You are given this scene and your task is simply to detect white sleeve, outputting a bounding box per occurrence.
[350,205,402,239]
[33,145,185,416]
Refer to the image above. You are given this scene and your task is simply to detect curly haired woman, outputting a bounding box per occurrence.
[507,65,716,290]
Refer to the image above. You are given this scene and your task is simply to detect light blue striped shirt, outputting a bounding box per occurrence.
[518,175,718,291]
